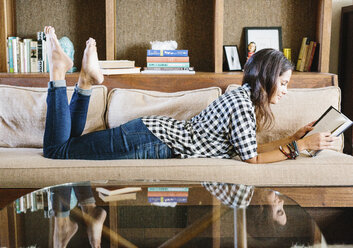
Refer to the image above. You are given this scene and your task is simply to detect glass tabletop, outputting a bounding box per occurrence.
[0,179,326,248]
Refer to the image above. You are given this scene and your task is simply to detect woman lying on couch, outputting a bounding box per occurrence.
[43,27,337,164]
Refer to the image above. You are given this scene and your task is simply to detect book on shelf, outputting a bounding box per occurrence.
[309,43,320,72]
[23,39,32,73]
[7,37,15,72]
[143,67,194,71]
[141,70,195,75]
[147,191,189,197]
[302,106,353,157]
[147,49,188,57]
[147,62,190,68]
[37,32,46,73]
[305,41,317,72]
[298,38,310,72]
[148,187,189,192]
[98,60,135,69]
[101,67,141,75]
[146,56,189,63]
[96,187,141,196]
[148,196,188,203]
[98,192,136,202]
[30,41,38,73]
[296,37,308,71]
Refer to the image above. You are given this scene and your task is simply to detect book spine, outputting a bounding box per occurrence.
[296,37,307,71]
[307,42,317,72]
[299,38,310,72]
[147,191,189,197]
[147,62,190,68]
[148,187,189,192]
[304,41,314,72]
[147,50,188,57]
[37,32,45,73]
[20,41,25,73]
[7,38,14,73]
[30,41,38,72]
[24,39,32,73]
[144,67,194,71]
[12,38,18,73]
[147,56,189,62]
[148,197,188,203]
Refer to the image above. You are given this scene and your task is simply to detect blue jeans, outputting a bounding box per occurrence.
[43,81,173,160]
[44,80,174,216]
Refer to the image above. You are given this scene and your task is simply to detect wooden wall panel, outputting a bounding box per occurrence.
[115,0,214,72]
[15,0,106,70]
[223,0,318,66]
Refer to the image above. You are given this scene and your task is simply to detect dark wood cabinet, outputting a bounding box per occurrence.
[338,5,353,155]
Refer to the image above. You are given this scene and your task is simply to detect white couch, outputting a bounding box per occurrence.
[1,84,352,190]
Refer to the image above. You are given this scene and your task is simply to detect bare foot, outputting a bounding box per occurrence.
[82,206,107,248]
[44,26,73,81]
[53,217,78,248]
[78,38,104,90]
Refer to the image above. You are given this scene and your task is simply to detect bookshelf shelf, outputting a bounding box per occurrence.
[0,0,332,74]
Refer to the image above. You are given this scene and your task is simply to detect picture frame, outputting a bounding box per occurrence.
[244,27,282,61]
[223,45,242,71]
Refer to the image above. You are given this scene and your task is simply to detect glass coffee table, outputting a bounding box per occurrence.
[0,179,326,248]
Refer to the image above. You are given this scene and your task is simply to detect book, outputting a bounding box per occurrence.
[96,187,141,196]
[101,67,141,75]
[19,41,24,73]
[143,67,194,71]
[148,187,189,192]
[98,192,136,202]
[148,196,188,203]
[146,56,189,63]
[37,32,45,73]
[306,41,317,72]
[304,41,315,72]
[147,49,188,57]
[12,38,18,73]
[23,39,32,72]
[298,38,310,72]
[296,37,308,71]
[310,43,320,72]
[303,106,353,156]
[147,62,190,68]
[30,41,38,72]
[7,37,15,73]
[147,191,189,197]
[141,70,195,75]
[99,60,135,69]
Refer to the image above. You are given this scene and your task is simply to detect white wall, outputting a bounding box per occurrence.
[330,0,353,74]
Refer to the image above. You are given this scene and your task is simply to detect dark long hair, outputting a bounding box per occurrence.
[242,49,294,130]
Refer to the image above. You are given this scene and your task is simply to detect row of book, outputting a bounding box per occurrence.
[142,49,195,74]
[147,187,189,203]
[296,37,320,72]
[14,190,53,218]
[99,60,140,75]
[7,32,48,73]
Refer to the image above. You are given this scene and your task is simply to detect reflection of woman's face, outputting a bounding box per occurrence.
[265,191,287,225]
[248,43,256,52]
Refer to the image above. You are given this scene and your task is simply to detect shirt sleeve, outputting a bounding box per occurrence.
[229,99,258,160]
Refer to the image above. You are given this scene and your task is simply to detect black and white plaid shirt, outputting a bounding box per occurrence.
[141,83,258,160]
[202,182,254,208]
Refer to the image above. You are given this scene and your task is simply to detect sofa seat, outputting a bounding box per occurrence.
[1,147,352,188]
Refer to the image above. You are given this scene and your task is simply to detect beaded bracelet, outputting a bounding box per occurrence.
[279,141,300,160]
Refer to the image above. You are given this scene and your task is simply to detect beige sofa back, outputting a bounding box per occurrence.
[226,84,343,152]
[0,85,107,148]
[0,84,342,152]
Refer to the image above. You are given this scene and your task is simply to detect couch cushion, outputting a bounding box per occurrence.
[0,148,352,188]
[106,87,221,128]
[226,85,343,152]
[0,85,107,148]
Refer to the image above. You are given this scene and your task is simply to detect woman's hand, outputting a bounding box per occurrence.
[292,121,316,140]
[298,132,339,151]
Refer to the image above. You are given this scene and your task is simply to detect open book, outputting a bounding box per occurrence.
[303,106,353,156]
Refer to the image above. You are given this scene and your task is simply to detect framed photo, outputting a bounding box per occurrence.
[223,45,242,71]
[244,27,282,61]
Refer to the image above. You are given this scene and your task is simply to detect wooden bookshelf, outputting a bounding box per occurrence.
[0,0,332,73]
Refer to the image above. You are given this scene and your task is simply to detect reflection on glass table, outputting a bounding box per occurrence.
[0,180,326,248]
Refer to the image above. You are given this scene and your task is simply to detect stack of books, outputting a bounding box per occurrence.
[96,186,141,202]
[98,60,141,75]
[142,49,195,74]
[147,187,189,203]
[296,37,320,72]
[6,31,48,73]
